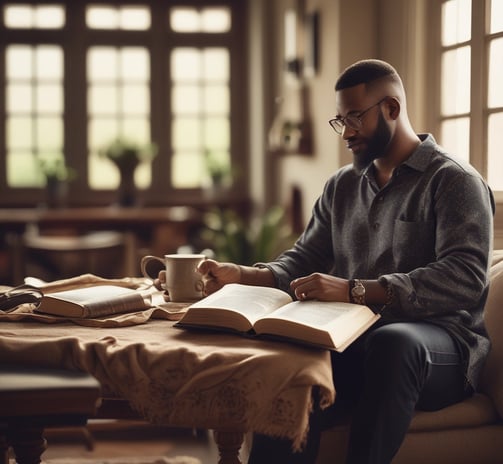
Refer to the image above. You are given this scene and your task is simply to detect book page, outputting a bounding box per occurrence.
[181,283,293,331]
[253,300,379,351]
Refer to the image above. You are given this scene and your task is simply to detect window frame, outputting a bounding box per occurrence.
[0,0,249,208]
[428,0,502,200]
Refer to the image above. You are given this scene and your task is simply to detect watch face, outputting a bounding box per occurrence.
[353,286,365,296]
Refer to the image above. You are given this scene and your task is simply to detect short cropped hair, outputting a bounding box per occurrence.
[335,59,400,91]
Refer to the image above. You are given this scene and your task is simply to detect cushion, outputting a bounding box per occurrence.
[409,393,499,432]
[480,251,503,418]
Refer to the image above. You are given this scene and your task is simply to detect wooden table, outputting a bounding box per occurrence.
[0,319,335,464]
[0,206,202,284]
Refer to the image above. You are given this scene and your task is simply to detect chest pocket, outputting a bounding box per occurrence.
[392,219,436,271]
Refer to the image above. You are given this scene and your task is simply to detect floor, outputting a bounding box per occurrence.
[11,420,225,463]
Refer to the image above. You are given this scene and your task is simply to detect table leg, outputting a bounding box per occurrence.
[213,429,244,464]
[7,425,46,464]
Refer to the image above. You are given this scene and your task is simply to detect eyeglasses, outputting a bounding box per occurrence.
[329,97,387,135]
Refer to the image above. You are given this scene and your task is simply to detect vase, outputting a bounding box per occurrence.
[45,178,68,209]
[115,161,139,207]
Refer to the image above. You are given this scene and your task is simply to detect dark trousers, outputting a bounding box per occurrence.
[248,321,471,464]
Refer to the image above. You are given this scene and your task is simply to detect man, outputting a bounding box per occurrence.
[160,59,495,463]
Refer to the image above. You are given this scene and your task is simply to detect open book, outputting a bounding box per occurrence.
[176,283,381,352]
[36,285,152,318]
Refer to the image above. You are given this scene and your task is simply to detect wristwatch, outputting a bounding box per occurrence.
[350,279,366,305]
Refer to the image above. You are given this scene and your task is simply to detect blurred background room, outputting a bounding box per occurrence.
[0,0,502,286]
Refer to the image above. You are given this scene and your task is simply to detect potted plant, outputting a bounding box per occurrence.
[39,158,76,208]
[200,205,296,265]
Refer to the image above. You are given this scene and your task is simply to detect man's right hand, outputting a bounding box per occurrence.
[197,259,242,295]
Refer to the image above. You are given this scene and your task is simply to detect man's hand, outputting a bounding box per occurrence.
[290,273,351,302]
[197,259,242,295]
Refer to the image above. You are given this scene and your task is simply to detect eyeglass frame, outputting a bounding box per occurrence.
[328,97,388,135]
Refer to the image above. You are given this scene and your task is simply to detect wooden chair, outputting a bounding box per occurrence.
[0,365,101,464]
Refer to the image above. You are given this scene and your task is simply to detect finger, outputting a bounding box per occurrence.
[203,279,224,296]
[294,286,309,301]
[198,259,218,275]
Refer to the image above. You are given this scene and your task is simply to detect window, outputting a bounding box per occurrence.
[0,1,246,207]
[434,0,503,193]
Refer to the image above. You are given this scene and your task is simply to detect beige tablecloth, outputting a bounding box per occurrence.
[0,318,335,450]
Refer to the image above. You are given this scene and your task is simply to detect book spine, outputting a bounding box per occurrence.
[84,293,149,318]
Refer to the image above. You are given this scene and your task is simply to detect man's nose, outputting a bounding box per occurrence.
[341,124,357,140]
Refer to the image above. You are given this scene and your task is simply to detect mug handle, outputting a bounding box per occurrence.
[140,255,166,282]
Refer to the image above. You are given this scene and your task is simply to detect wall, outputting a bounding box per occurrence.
[260,0,380,225]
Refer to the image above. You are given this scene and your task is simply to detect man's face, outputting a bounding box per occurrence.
[335,85,392,172]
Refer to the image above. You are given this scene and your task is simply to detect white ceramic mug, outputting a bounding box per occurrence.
[141,253,206,302]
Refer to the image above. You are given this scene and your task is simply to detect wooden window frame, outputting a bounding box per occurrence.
[0,0,248,208]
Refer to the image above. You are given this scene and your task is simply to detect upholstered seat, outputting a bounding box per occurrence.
[317,251,503,464]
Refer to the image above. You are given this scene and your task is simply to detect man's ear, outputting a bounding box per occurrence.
[385,97,400,120]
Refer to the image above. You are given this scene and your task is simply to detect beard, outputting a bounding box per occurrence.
[352,111,392,173]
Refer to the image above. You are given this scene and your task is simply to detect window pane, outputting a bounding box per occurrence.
[170,7,230,33]
[442,0,471,46]
[4,5,32,28]
[86,5,149,30]
[36,46,63,79]
[120,7,150,30]
[7,153,42,187]
[488,38,503,108]
[122,119,150,145]
[88,86,118,114]
[204,49,229,80]
[172,85,201,114]
[88,119,119,151]
[204,85,229,113]
[440,117,470,162]
[172,49,201,80]
[120,48,149,80]
[88,48,118,80]
[170,46,231,189]
[6,46,32,79]
[89,157,119,189]
[36,84,63,113]
[490,0,503,33]
[35,5,65,28]
[441,46,471,115]
[7,117,33,149]
[488,112,503,190]
[172,152,204,188]
[4,4,65,29]
[201,8,231,32]
[87,46,151,190]
[37,117,63,151]
[122,85,149,114]
[170,8,199,32]
[6,84,32,113]
[173,118,201,149]
[4,43,64,188]
[86,6,118,29]
[204,117,229,148]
